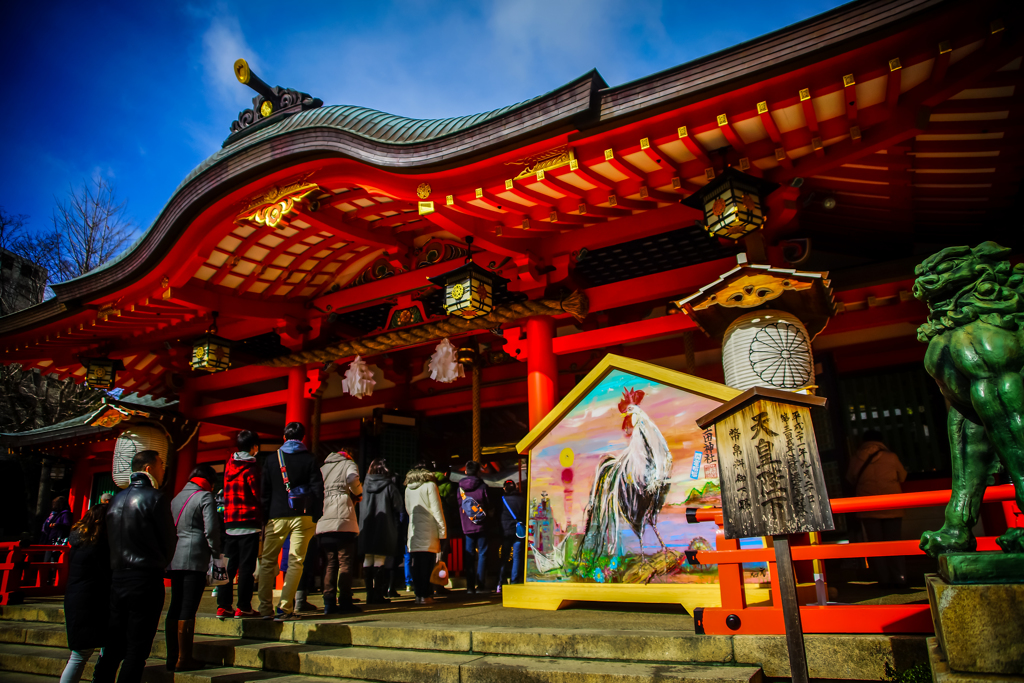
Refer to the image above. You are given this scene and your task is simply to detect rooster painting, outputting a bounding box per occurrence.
[572,388,674,579]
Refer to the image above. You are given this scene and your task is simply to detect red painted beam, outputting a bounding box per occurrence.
[189,365,291,392]
[191,389,289,420]
[585,258,736,312]
[561,314,697,352]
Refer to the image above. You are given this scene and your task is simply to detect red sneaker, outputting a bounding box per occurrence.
[234,609,259,619]
[216,607,232,620]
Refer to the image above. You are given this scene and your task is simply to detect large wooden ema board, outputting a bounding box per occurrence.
[503,354,772,613]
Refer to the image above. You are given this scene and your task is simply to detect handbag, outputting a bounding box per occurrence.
[503,498,526,539]
[207,554,229,587]
[429,560,450,586]
[278,449,311,513]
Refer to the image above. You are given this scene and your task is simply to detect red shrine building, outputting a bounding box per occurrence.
[1,0,1021,535]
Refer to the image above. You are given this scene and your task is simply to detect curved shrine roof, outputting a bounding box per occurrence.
[2,0,1021,402]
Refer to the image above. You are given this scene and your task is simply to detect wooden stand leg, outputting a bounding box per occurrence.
[774,535,809,683]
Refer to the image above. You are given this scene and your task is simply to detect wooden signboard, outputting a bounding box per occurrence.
[698,387,834,683]
[698,387,834,540]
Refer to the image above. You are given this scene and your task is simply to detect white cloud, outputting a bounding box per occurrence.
[200,9,261,111]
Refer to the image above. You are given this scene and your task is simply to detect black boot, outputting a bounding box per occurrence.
[164,613,178,671]
[374,567,391,603]
[384,567,401,598]
[323,594,337,615]
[365,567,390,604]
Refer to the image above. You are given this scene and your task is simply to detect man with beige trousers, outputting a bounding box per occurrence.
[257,421,324,620]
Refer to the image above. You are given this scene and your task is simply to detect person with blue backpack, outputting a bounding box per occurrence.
[457,461,491,595]
[497,480,526,592]
[256,421,324,621]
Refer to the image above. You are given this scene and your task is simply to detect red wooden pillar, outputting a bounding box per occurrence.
[286,365,312,443]
[67,458,93,519]
[526,316,557,428]
[174,383,199,495]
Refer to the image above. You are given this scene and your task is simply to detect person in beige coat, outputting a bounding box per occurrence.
[404,465,446,604]
[316,450,363,614]
[846,430,908,588]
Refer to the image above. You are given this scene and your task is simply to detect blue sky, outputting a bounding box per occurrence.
[2,0,847,239]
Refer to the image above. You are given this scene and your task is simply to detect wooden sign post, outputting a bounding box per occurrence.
[697,387,834,683]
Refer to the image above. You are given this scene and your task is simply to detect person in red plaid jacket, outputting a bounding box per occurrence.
[216,431,262,619]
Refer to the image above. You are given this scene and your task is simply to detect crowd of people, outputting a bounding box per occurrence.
[55,420,527,683]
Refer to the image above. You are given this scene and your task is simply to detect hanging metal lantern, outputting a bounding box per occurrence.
[85,357,123,390]
[190,311,232,373]
[427,236,509,319]
[456,346,478,367]
[683,167,779,240]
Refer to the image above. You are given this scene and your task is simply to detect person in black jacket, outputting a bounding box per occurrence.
[59,502,111,683]
[92,450,176,683]
[357,459,405,605]
[256,421,325,621]
[497,480,526,591]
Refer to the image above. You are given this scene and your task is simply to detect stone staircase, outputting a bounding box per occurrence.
[0,602,765,683]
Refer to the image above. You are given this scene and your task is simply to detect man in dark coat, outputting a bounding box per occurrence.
[92,450,176,683]
[498,480,527,590]
[256,421,324,621]
[458,461,491,594]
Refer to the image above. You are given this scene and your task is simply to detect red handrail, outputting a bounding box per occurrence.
[688,483,1017,522]
[687,483,1019,636]
[0,542,70,605]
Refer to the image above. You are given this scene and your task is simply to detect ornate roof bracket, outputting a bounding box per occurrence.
[225,59,322,147]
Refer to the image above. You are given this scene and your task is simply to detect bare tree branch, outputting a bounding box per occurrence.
[49,177,136,283]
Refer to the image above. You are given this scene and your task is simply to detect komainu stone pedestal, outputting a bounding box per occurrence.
[925,571,1024,680]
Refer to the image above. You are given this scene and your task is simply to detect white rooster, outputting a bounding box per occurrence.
[572,388,674,577]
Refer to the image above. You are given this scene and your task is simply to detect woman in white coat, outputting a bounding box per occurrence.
[316,450,363,614]
[404,464,447,604]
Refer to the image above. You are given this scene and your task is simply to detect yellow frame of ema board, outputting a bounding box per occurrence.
[503,354,771,613]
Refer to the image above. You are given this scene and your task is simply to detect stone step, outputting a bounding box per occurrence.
[182,634,763,683]
[0,602,930,681]
[0,613,734,665]
[0,641,375,683]
[0,638,763,683]
[0,673,62,683]
[0,642,98,679]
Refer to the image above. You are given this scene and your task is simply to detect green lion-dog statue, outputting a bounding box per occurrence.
[913,241,1024,557]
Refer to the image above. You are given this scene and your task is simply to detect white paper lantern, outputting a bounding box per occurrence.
[722,310,814,392]
[428,339,465,384]
[342,356,376,399]
[112,424,170,488]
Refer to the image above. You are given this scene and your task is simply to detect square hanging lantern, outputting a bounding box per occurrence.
[85,357,123,390]
[683,167,780,240]
[427,237,510,320]
[190,312,232,373]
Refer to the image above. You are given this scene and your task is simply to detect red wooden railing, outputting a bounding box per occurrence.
[0,542,70,605]
[688,484,1018,635]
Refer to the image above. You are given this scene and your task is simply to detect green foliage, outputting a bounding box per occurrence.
[881,659,931,683]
